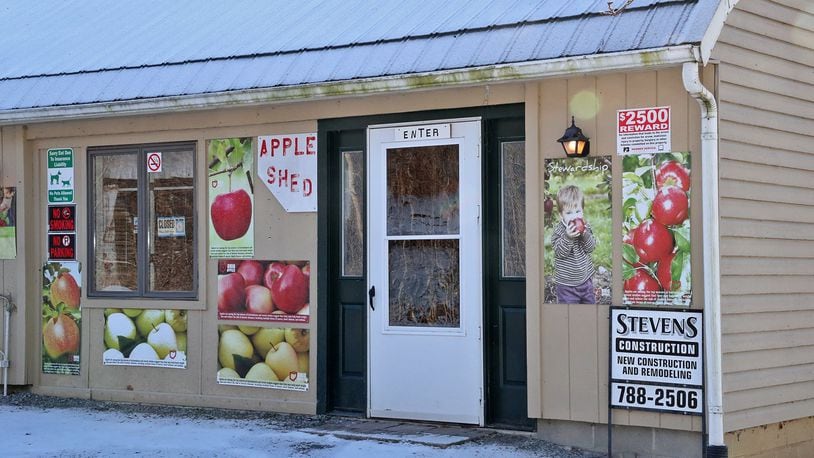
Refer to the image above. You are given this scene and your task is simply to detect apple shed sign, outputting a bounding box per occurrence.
[258,133,317,212]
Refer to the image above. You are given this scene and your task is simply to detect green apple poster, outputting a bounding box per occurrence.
[102,308,188,368]
[622,151,692,306]
[217,324,309,391]
[208,138,254,258]
[543,157,612,304]
[0,186,17,259]
[42,261,81,375]
[217,260,310,323]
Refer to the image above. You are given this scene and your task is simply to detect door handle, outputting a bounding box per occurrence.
[369,285,375,311]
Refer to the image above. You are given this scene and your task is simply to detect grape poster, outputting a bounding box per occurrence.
[622,152,692,306]
[42,261,81,375]
[102,309,188,369]
[217,324,309,392]
[208,138,254,258]
[218,260,310,323]
[543,157,612,304]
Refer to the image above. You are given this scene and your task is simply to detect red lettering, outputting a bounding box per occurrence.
[271,138,280,157]
[278,168,289,187]
[259,139,268,156]
[52,208,61,218]
[306,136,316,155]
[282,138,292,156]
[303,179,313,197]
[266,166,276,185]
[294,137,304,156]
[290,173,299,192]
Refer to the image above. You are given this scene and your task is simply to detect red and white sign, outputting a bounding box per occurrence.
[257,133,317,212]
[617,106,671,155]
[147,152,163,173]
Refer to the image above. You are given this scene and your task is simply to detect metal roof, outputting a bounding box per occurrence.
[0,0,721,113]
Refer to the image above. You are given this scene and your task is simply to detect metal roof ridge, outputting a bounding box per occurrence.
[0,0,700,82]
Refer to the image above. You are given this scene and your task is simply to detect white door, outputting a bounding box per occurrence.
[367,119,483,425]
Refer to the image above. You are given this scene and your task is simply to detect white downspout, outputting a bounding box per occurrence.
[682,61,727,456]
[0,294,13,396]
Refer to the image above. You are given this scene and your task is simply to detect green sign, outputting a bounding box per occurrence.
[47,148,74,203]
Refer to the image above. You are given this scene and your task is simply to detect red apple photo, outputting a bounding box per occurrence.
[245,285,274,314]
[656,250,681,291]
[43,313,80,360]
[655,160,690,192]
[271,264,309,314]
[263,262,286,289]
[632,219,673,264]
[569,217,585,234]
[623,269,661,303]
[237,260,264,286]
[218,273,246,313]
[211,189,252,241]
[651,185,688,226]
[50,271,80,309]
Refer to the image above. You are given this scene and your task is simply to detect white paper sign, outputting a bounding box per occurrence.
[617,106,671,155]
[257,133,317,212]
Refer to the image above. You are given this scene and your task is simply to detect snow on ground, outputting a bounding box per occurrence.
[0,404,591,457]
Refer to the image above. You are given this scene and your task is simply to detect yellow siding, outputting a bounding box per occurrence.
[713,0,814,432]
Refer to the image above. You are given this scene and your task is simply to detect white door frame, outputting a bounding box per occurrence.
[366,117,483,425]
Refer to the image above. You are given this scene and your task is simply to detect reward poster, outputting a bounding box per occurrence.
[218,260,310,323]
[102,309,188,368]
[544,157,612,304]
[42,261,81,375]
[217,324,309,391]
[622,152,692,306]
[208,138,254,258]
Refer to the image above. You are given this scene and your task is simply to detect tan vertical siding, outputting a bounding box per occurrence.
[534,67,703,431]
[712,0,814,433]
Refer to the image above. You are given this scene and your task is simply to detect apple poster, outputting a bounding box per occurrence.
[102,308,188,368]
[208,138,254,259]
[42,261,82,375]
[543,157,612,305]
[217,260,310,323]
[217,324,309,392]
[0,186,17,259]
[622,151,692,306]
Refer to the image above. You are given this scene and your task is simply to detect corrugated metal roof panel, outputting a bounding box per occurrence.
[0,0,721,111]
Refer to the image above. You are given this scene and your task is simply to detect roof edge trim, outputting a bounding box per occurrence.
[0,45,699,126]
[700,0,738,64]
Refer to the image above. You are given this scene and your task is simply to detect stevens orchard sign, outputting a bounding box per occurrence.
[257,133,317,212]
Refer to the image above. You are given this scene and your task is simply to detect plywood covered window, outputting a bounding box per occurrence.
[88,142,197,298]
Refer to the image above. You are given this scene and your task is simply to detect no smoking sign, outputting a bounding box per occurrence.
[147,152,162,173]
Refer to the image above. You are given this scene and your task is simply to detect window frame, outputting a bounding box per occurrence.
[87,141,198,299]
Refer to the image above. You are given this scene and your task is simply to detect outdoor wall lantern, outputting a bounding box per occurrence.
[557,116,591,157]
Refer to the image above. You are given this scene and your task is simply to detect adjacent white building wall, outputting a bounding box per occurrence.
[712,0,814,432]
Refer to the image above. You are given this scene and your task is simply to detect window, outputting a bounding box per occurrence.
[88,142,197,298]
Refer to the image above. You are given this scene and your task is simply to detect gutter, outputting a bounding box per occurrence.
[0,45,698,126]
[682,60,727,458]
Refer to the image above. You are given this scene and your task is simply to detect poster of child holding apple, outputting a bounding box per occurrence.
[544,157,613,304]
[622,152,692,306]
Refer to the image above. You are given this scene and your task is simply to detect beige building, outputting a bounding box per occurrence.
[0,1,811,457]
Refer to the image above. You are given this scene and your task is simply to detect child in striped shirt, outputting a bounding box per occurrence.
[551,185,596,304]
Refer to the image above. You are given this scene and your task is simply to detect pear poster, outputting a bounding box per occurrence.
[208,138,254,259]
[217,324,309,391]
[42,261,81,375]
[217,260,310,323]
[622,152,692,306]
[102,308,188,368]
[0,186,17,259]
[543,157,612,304]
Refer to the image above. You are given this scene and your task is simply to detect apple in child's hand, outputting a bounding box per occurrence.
[570,218,585,234]
[210,189,252,241]
[218,273,246,313]
[245,285,274,315]
[50,271,80,309]
[271,264,309,314]
[43,313,79,359]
